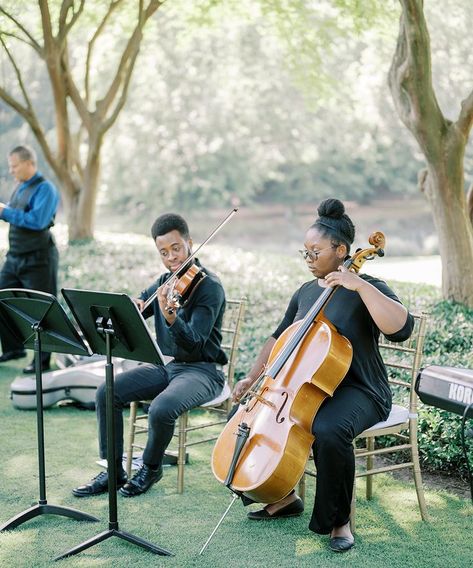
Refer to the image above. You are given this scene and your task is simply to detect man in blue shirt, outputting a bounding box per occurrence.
[0,145,60,373]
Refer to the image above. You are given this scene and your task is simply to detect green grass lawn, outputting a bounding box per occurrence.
[0,229,472,567]
[0,359,472,568]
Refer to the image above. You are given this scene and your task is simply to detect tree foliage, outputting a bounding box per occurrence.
[98,0,425,220]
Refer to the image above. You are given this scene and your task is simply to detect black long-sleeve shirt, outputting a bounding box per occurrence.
[140,261,228,365]
[271,274,414,419]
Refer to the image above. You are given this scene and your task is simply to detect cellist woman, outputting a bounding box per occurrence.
[231,198,414,553]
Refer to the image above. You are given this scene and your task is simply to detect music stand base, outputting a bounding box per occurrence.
[0,502,99,532]
[55,526,173,560]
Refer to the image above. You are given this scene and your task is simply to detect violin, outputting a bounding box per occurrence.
[211,232,385,504]
[164,263,206,314]
[141,208,238,314]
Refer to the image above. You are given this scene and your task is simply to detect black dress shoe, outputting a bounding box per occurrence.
[0,350,26,363]
[119,464,163,497]
[329,536,355,552]
[247,497,304,520]
[23,361,51,374]
[72,470,127,497]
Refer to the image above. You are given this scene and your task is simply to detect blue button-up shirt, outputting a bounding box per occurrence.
[1,172,59,230]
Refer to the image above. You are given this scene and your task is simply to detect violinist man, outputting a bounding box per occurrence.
[73,213,227,498]
[231,198,413,552]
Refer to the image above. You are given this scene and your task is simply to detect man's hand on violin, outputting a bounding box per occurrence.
[323,266,366,292]
[157,283,178,324]
[232,377,253,403]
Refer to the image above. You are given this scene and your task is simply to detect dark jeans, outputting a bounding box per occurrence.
[96,361,225,470]
[0,246,58,364]
[308,385,383,534]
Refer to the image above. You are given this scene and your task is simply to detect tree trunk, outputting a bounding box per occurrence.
[389,0,473,307]
[422,152,473,304]
[56,150,100,241]
[65,190,96,242]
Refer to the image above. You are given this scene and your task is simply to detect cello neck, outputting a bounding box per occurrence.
[266,256,353,380]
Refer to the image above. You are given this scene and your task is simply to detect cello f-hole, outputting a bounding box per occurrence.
[275,391,289,423]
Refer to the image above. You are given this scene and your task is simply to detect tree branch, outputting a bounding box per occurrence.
[38,0,54,52]
[96,0,163,118]
[0,7,42,54]
[0,35,34,112]
[59,0,74,34]
[0,30,41,53]
[0,84,58,176]
[457,89,473,138]
[38,0,72,162]
[388,0,446,158]
[96,1,144,117]
[85,0,124,103]
[102,48,140,133]
[58,0,85,46]
[61,49,91,129]
[0,85,29,120]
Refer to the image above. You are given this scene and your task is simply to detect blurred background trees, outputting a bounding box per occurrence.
[1,0,473,302]
[2,1,471,219]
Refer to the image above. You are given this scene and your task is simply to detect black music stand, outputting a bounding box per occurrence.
[0,289,99,532]
[56,288,172,560]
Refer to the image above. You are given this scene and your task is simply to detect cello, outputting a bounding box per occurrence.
[211,231,385,505]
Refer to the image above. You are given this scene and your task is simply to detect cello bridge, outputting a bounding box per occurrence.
[246,390,276,409]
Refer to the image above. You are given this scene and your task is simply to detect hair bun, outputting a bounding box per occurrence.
[317,198,345,219]
[313,198,355,246]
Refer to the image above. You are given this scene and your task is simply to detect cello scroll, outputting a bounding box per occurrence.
[349,231,385,274]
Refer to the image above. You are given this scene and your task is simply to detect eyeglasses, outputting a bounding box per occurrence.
[298,245,336,261]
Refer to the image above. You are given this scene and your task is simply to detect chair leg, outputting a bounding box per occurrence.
[366,437,374,500]
[298,473,306,505]
[125,401,138,478]
[350,476,356,534]
[410,419,429,520]
[177,412,188,494]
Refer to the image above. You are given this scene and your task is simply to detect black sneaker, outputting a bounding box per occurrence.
[119,465,163,497]
[72,470,127,497]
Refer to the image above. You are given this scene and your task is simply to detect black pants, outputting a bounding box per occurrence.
[308,385,383,534]
[0,246,58,364]
[96,361,225,469]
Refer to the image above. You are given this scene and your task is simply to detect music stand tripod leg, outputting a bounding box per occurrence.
[55,528,173,561]
[55,322,172,559]
[0,323,99,532]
